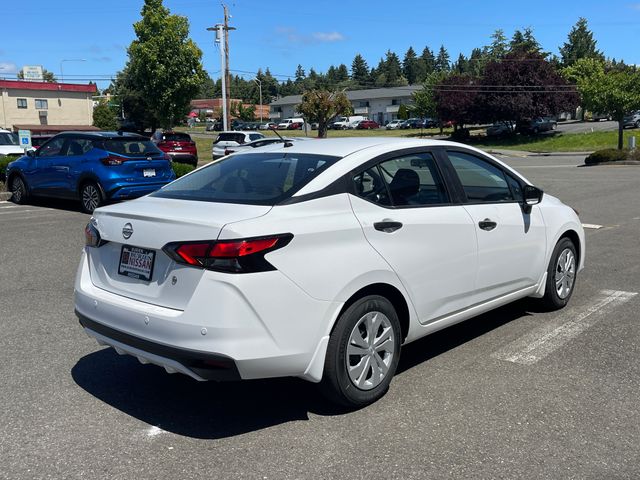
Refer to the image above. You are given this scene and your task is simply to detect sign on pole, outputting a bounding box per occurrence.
[22,65,44,82]
[18,130,32,150]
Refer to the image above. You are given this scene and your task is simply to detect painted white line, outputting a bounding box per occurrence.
[582,223,603,229]
[492,289,638,365]
[146,425,166,437]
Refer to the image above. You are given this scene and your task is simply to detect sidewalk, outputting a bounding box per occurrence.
[487,149,593,158]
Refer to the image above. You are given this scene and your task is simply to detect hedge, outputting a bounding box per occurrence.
[0,155,20,182]
[172,162,196,178]
[584,148,639,165]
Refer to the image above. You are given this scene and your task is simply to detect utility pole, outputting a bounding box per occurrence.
[208,6,235,131]
[223,5,231,131]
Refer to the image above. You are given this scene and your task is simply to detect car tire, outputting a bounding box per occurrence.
[320,295,401,408]
[10,175,29,205]
[80,181,103,214]
[540,237,577,311]
[635,120,640,129]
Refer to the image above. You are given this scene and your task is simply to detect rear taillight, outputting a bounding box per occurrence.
[163,234,292,273]
[84,219,108,247]
[100,154,128,166]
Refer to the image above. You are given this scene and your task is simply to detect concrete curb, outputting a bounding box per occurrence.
[487,149,592,158]
[0,191,11,202]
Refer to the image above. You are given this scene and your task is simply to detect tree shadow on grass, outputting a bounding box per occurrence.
[72,298,536,439]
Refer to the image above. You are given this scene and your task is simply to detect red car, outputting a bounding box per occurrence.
[356,120,380,130]
[155,131,198,166]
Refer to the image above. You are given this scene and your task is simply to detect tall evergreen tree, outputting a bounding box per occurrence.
[351,54,370,85]
[453,53,469,74]
[510,27,543,55]
[402,47,420,84]
[421,46,436,75]
[435,45,450,72]
[385,50,404,85]
[335,64,350,82]
[487,29,508,59]
[295,64,306,82]
[559,18,604,67]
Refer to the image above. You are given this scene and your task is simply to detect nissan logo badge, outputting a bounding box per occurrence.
[122,223,134,239]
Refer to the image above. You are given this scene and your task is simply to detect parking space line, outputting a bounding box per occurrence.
[582,223,603,229]
[491,290,638,365]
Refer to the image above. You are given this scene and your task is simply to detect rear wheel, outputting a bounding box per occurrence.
[540,237,577,310]
[10,175,29,204]
[80,182,103,214]
[320,295,401,408]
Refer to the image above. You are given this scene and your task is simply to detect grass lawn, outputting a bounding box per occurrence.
[468,130,638,153]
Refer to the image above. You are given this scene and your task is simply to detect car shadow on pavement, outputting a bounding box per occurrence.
[23,196,86,213]
[71,298,536,440]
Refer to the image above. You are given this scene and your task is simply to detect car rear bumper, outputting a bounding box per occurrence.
[74,248,341,383]
[106,182,171,200]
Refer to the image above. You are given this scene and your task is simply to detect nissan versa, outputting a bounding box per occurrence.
[74,138,584,407]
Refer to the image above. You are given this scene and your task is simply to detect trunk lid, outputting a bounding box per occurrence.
[87,196,271,309]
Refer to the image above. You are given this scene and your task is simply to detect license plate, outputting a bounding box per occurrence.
[143,168,156,177]
[174,146,183,150]
[118,245,155,281]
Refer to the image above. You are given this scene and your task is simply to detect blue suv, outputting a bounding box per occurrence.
[6,131,176,213]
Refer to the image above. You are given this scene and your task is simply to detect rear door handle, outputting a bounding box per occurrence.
[374,221,403,233]
[478,218,497,231]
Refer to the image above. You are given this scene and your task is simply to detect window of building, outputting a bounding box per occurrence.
[17,98,27,109]
[35,99,48,110]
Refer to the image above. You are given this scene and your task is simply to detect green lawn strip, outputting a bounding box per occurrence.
[467,130,639,153]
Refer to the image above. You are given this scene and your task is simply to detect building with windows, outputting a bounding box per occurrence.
[0,80,97,133]
[269,85,423,125]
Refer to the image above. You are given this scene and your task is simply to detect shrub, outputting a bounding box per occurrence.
[585,148,629,165]
[0,154,20,181]
[172,162,195,178]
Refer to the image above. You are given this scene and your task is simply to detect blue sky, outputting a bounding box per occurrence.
[2,0,639,89]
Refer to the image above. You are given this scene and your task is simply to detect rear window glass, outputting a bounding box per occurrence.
[152,152,340,205]
[101,138,162,156]
[163,133,191,142]
[215,133,245,144]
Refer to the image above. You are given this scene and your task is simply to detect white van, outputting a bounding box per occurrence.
[331,116,366,130]
[277,118,305,130]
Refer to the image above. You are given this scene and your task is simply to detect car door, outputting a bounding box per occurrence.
[444,149,547,303]
[59,138,93,195]
[29,137,66,193]
[349,150,478,324]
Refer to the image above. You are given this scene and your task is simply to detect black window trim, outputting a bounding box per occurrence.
[441,147,527,206]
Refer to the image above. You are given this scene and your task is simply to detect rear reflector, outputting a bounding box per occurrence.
[163,234,292,273]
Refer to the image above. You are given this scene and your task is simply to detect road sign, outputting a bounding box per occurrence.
[18,130,32,150]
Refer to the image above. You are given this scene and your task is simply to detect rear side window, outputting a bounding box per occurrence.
[0,132,19,145]
[447,151,513,203]
[152,152,340,205]
[249,134,263,141]
[102,138,162,157]
[163,133,191,142]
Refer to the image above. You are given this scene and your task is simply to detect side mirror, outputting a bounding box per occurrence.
[522,185,543,212]
[26,149,36,158]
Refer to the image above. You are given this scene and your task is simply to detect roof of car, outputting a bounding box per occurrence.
[235,137,462,158]
[54,131,150,139]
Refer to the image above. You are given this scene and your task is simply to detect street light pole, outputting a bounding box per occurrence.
[208,7,235,131]
[60,59,86,83]
[253,78,262,122]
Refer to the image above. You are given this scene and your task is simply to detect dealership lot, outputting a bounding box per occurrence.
[1,153,639,479]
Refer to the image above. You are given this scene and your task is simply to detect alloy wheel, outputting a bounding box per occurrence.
[346,311,395,390]
[12,177,24,203]
[555,248,576,299]
[82,184,100,212]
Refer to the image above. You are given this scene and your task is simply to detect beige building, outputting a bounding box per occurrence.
[0,79,97,133]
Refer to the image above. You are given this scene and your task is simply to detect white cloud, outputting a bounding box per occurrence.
[0,62,18,73]
[312,31,345,42]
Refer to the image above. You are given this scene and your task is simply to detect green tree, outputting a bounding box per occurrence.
[420,46,436,77]
[509,27,544,55]
[17,68,57,83]
[123,0,206,129]
[231,102,256,121]
[196,71,218,99]
[92,101,119,130]
[296,89,352,138]
[397,103,409,120]
[564,58,640,149]
[435,45,450,72]
[411,71,447,122]
[559,18,604,67]
[403,47,421,84]
[453,53,469,74]
[351,54,370,85]
[384,50,405,86]
[295,64,306,83]
[487,29,508,59]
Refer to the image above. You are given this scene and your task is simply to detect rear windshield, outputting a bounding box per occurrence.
[0,132,19,145]
[163,133,191,142]
[152,152,341,205]
[215,133,245,144]
[101,138,162,157]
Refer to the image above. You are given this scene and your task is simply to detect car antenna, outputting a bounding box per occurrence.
[269,127,293,147]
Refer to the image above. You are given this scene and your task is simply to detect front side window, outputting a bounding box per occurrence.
[447,151,513,203]
[38,138,65,157]
[65,139,94,156]
[152,152,340,205]
[35,99,48,110]
[17,98,27,109]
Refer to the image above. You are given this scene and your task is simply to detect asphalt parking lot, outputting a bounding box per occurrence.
[1,153,639,479]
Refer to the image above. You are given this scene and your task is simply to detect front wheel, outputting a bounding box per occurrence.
[80,182,103,214]
[635,120,640,129]
[10,175,29,204]
[540,238,577,310]
[320,295,401,408]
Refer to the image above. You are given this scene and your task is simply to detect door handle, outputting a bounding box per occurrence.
[374,221,403,233]
[478,218,497,231]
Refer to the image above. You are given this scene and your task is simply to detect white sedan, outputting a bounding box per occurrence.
[75,138,584,407]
